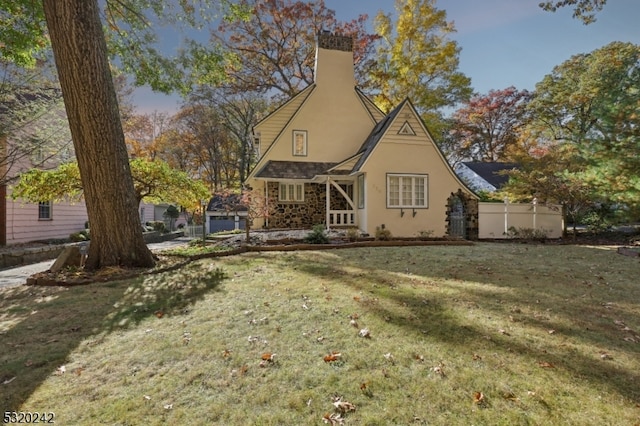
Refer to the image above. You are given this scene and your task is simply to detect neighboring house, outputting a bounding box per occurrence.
[455,162,518,193]
[0,90,88,246]
[205,193,247,233]
[0,91,178,246]
[245,32,479,239]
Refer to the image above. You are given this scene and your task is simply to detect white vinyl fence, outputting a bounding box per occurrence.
[478,201,563,239]
[183,224,205,239]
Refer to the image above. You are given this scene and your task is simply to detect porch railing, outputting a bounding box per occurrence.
[328,210,356,227]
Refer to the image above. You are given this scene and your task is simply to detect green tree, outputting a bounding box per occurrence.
[1,1,244,269]
[12,158,210,210]
[539,0,607,24]
[528,41,640,208]
[501,143,595,235]
[370,0,472,136]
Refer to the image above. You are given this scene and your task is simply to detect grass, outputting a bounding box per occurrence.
[1,243,639,425]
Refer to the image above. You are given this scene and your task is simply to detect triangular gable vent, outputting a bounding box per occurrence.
[398,121,416,136]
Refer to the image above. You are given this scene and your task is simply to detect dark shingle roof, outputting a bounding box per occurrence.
[462,162,518,189]
[254,161,339,179]
[351,99,407,172]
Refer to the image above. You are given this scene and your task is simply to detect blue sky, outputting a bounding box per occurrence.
[133,0,640,114]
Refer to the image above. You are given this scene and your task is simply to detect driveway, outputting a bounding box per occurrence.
[0,237,192,290]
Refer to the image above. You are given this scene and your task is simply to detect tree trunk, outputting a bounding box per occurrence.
[42,0,155,270]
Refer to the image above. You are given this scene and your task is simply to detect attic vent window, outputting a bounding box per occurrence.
[398,121,416,136]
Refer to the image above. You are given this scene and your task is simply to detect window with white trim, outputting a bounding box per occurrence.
[38,201,52,220]
[387,174,427,208]
[278,182,304,202]
[293,130,307,156]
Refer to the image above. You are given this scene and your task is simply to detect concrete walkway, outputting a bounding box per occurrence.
[0,237,192,290]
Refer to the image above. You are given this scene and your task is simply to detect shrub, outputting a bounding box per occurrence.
[507,226,548,241]
[70,230,90,242]
[581,211,613,233]
[304,225,330,244]
[375,225,392,241]
[417,230,434,240]
[345,227,360,242]
[146,221,166,232]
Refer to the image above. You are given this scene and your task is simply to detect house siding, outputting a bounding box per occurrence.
[4,196,88,245]
[257,86,314,155]
[360,104,474,238]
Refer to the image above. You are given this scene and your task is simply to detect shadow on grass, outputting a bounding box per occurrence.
[0,260,225,411]
[294,244,640,405]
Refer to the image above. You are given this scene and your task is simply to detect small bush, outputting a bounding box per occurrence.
[507,226,548,241]
[70,230,90,242]
[582,211,613,233]
[146,221,166,232]
[304,225,330,244]
[345,228,360,242]
[375,225,392,241]
[417,230,434,240]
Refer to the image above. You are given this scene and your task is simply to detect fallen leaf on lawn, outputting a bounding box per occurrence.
[353,296,360,302]
[472,353,482,361]
[358,328,371,338]
[415,354,424,362]
[383,353,395,363]
[2,376,16,385]
[599,352,612,360]
[538,361,555,368]
[222,349,232,358]
[473,391,485,404]
[261,352,276,361]
[324,352,342,362]
[498,329,510,336]
[332,396,356,413]
[432,364,446,377]
[322,412,344,425]
[349,319,359,328]
[75,367,84,376]
[154,310,164,318]
[24,360,33,367]
[360,382,368,391]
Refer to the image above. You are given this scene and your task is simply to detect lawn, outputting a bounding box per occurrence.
[1,243,639,425]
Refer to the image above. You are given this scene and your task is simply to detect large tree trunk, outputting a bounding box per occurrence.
[42,0,155,270]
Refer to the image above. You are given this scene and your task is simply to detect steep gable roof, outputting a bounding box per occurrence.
[351,99,407,172]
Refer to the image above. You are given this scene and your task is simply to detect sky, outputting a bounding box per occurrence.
[133,0,640,114]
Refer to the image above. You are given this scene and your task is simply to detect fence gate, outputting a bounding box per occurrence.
[448,195,466,238]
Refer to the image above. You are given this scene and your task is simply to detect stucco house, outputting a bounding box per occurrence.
[245,32,478,239]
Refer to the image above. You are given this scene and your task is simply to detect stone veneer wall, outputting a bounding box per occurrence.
[445,189,479,240]
[266,182,350,229]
